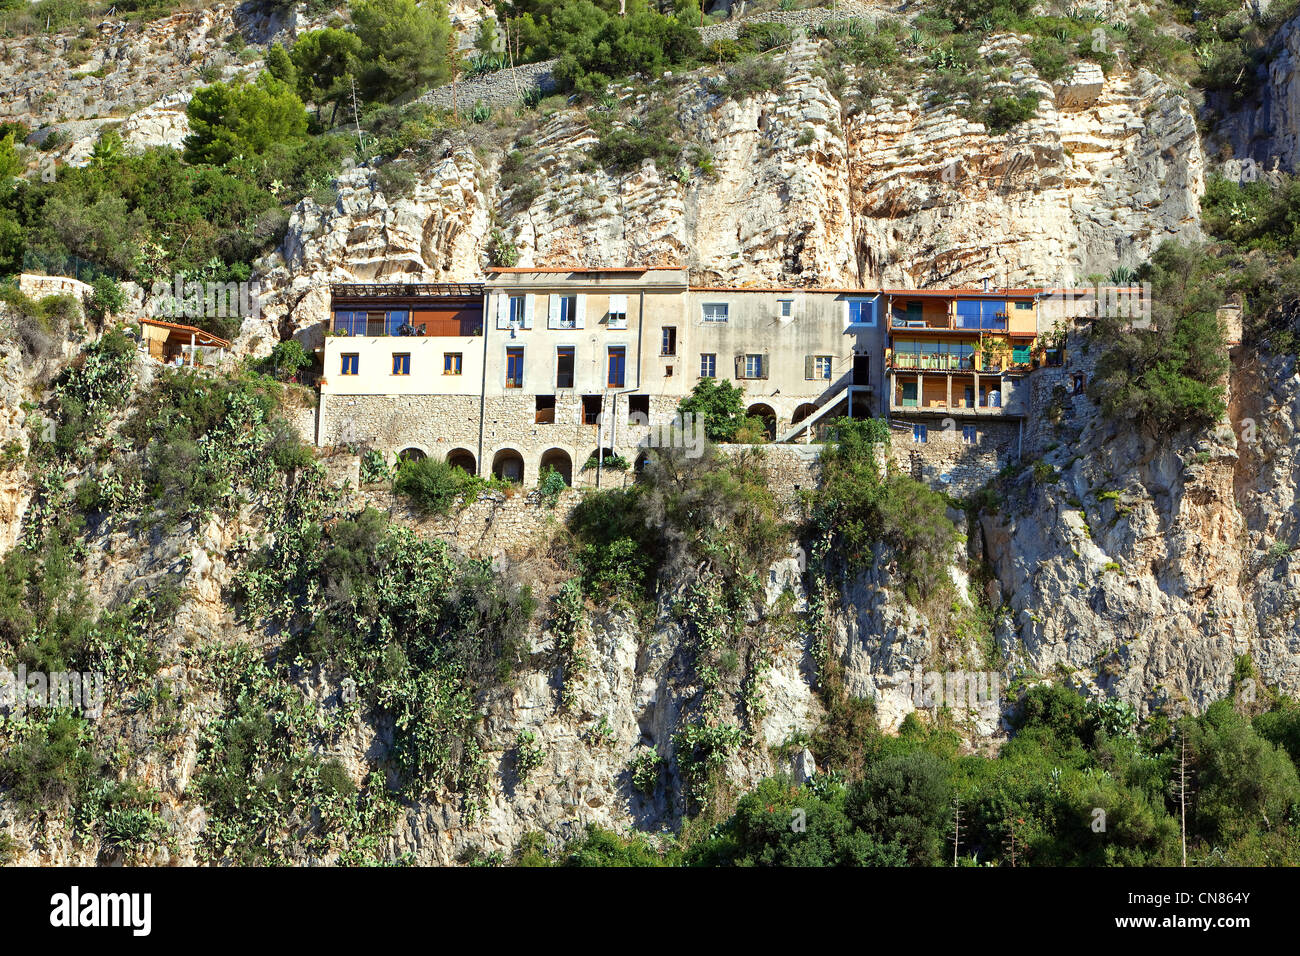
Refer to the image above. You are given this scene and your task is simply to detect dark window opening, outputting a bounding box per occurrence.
[583,395,603,426]
[628,394,650,424]
[556,347,575,388]
[661,326,676,356]
[535,395,556,424]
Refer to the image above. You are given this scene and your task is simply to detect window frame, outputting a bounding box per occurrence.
[846,296,878,327]
[505,346,525,389]
[391,352,411,376]
[340,352,359,376]
[444,352,463,375]
[700,353,716,378]
[661,326,677,356]
[555,345,575,389]
[607,345,627,389]
[701,302,729,323]
[558,295,577,329]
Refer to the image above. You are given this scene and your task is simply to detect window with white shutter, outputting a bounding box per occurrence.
[607,293,627,329]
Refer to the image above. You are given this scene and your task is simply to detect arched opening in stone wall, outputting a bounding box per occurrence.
[397,447,426,463]
[746,403,777,440]
[492,448,525,483]
[791,403,818,424]
[446,448,477,475]
[583,447,621,473]
[539,448,573,486]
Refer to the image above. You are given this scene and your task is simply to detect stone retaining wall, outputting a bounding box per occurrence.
[887,419,1023,498]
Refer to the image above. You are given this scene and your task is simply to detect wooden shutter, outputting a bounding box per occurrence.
[495,293,510,329]
[804,355,814,380]
[548,294,560,329]
[575,294,587,329]
[523,294,535,329]
[734,354,744,379]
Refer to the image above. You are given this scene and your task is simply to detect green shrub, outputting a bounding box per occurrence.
[0,714,100,811]
[264,340,311,381]
[85,276,125,321]
[550,7,705,96]
[184,73,310,167]
[1089,243,1229,433]
[717,56,788,100]
[983,93,1040,133]
[676,378,747,442]
[514,729,545,785]
[1027,36,1070,82]
[537,465,567,505]
[352,0,452,101]
[393,456,485,515]
[814,418,958,599]
[629,749,663,794]
[125,370,311,527]
[581,451,628,471]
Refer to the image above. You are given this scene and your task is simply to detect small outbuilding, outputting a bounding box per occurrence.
[139,318,231,367]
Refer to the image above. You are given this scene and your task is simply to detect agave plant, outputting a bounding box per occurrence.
[465,52,507,78]
[1107,266,1136,285]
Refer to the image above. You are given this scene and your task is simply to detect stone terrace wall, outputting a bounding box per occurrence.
[1022,324,1101,458]
[888,419,1023,498]
[355,485,582,558]
[322,442,822,558]
[717,442,822,505]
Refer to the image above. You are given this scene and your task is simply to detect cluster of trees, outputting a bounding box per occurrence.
[1089,243,1230,433]
[515,684,1300,866]
[1,1,462,341]
[566,441,785,605]
[496,0,703,94]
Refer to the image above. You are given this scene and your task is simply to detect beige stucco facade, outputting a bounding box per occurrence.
[315,273,1128,489]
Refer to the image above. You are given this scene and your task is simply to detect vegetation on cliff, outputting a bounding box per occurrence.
[515,685,1300,866]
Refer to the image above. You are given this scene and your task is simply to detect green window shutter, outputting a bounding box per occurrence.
[805,355,814,380]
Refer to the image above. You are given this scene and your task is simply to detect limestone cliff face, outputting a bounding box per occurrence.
[262,33,1203,349]
[971,339,1300,719]
[0,4,274,131]
[1212,12,1300,174]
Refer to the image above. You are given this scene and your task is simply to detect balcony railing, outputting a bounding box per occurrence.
[890,395,1024,415]
[891,353,975,371]
[890,353,1032,373]
[891,314,952,330]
